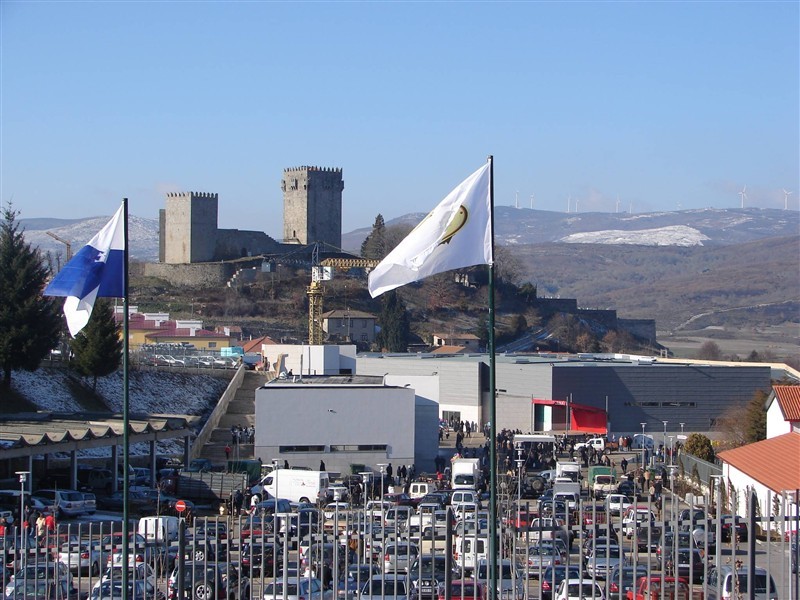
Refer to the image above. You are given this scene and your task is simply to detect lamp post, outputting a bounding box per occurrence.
[640,422,647,469]
[272,458,280,597]
[679,423,685,435]
[377,462,387,567]
[662,421,668,462]
[711,475,723,600]
[15,471,28,572]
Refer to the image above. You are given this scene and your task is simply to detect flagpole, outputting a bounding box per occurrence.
[486,155,498,600]
[121,198,131,600]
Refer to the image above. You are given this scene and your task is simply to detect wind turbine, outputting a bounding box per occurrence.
[783,189,793,210]
[575,197,580,213]
[615,195,620,213]
[515,190,519,209]
[739,185,747,208]
[567,195,571,213]
[530,194,535,209]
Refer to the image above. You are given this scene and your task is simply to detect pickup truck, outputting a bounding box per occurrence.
[574,437,619,454]
[626,575,703,599]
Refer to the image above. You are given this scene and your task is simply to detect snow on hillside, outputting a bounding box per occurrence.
[10,368,230,457]
[559,225,710,246]
[22,215,160,262]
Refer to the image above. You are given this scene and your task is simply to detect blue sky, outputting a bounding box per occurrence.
[2,1,798,239]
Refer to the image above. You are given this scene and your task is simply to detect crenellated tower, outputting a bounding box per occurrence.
[282,166,344,248]
[162,191,219,263]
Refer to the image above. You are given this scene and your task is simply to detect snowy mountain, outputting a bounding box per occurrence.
[559,225,711,246]
[21,215,159,262]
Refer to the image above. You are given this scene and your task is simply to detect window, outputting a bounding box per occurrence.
[279,445,325,453]
[330,444,388,452]
[361,334,368,342]
[208,342,216,348]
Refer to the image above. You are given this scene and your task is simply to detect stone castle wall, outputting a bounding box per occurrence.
[143,262,236,287]
[282,166,343,248]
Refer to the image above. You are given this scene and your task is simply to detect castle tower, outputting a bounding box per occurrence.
[282,166,344,247]
[163,192,219,263]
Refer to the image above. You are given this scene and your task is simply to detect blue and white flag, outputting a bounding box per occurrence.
[45,204,125,336]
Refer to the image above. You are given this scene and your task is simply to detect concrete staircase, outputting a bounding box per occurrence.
[198,370,267,466]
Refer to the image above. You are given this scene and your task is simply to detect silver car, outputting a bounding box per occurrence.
[383,542,418,574]
[263,577,333,600]
[359,575,409,600]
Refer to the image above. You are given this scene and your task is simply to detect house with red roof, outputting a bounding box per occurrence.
[765,385,800,439]
[717,432,800,527]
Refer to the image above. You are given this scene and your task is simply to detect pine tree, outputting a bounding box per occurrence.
[361,214,387,260]
[743,389,767,444]
[376,291,409,352]
[0,207,62,388]
[69,300,123,390]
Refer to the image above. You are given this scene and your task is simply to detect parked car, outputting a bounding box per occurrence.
[263,577,332,600]
[57,538,102,575]
[625,576,689,600]
[436,579,486,600]
[605,564,648,599]
[539,565,581,600]
[359,575,409,600]
[168,562,249,600]
[555,578,605,600]
[704,565,778,599]
[720,514,749,542]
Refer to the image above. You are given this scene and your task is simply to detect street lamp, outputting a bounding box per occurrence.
[272,458,280,597]
[662,421,668,462]
[376,463,387,574]
[15,471,28,571]
[679,423,685,435]
[640,423,647,469]
[711,475,723,599]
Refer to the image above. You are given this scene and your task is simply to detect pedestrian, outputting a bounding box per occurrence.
[621,458,628,474]
[44,512,55,534]
[233,489,244,516]
[225,445,232,460]
[284,459,289,469]
[319,460,326,471]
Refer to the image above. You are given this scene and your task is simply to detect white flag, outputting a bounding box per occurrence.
[368,162,492,298]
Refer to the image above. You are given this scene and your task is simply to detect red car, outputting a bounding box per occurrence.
[626,576,691,600]
[437,579,486,600]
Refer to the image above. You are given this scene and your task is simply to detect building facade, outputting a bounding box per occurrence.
[254,376,438,475]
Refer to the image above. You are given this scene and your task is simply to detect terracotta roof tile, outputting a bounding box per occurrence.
[717,431,800,492]
[774,385,800,421]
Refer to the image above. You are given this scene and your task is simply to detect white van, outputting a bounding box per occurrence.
[451,490,480,511]
[408,482,435,499]
[138,515,180,543]
[453,535,488,575]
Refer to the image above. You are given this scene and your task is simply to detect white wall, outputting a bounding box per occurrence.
[255,383,421,474]
[766,399,792,439]
[722,463,799,531]
[266,344,357,376]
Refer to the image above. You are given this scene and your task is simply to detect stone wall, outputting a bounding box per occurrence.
[282,166,343,247]
[215,229,283,260]
[143,262,236,287]
[618,318,657,344]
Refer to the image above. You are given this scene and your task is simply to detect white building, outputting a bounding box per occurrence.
[765,385,800,439]
[254,374,439,475]
[717,431,800,530]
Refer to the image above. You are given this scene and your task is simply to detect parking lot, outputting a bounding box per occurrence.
[0,446,797,599]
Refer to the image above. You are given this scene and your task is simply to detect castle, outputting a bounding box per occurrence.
[157,166,344,264]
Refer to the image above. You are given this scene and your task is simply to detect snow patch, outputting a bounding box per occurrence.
[559,225,710,246]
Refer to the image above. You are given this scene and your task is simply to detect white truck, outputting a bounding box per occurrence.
[258,468,330,504]
[451,458,482,490]
[555,461,581,483]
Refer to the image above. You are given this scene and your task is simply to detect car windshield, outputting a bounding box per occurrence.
[477,565,513,579]
[567,583,598,596]
[451,583,478,596]
[179,567,218,585]
[363,579,406,595]
[726,574,775,593]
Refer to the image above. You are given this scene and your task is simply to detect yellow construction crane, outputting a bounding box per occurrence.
[45,231,73,262]
[307,255,381,345]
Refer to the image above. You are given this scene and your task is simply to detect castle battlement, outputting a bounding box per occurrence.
[166,191,219,199]
[283,166,342,173]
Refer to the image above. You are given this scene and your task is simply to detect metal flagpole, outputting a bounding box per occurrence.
[487,155,498,600]
[122,198,131,600]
